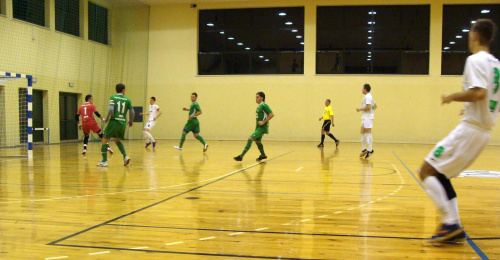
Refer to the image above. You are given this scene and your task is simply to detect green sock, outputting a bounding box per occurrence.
[256,142,266,157]
[196,135,206,145]
[240,139,253,157]
[101,144,108,162]
[180,134,186,148]
[116,141,127,157]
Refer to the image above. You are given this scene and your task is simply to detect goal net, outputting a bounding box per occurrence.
[0,72,33,158]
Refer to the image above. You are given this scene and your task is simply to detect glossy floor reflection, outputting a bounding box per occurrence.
[1,140,499,259]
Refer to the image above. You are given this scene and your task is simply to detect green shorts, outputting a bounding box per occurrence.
[250,128,267,141]
[104,120,126,139]
[183,118,200,134]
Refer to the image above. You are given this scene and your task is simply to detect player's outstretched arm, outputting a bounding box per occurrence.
[441,87,487,105]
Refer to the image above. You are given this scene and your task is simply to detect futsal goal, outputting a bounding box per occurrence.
[0,71,34,158]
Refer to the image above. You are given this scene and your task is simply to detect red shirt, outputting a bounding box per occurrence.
[78,102,98,124]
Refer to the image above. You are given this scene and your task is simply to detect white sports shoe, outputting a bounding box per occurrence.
[82,149,87,155]
[203,144,209,152]
[123,156,130,166]
[97,161,108,167]
[174,146,182,151]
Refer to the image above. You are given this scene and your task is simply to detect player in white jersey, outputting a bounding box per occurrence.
[418,19,500,243]
[356,84,377,159]
[139,97,162,148]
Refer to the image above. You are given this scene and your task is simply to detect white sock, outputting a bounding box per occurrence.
[144,131,155,143]
[143,131,150,143]
[423,176,456,225]
[361,134,367,150]
[366,133,373,151]
[449,198,462,227]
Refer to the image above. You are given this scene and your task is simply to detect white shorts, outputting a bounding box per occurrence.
[425,123,490,178]
[144,120,156,130]
[361,118,373,129]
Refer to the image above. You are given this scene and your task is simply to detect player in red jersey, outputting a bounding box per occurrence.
[76,95,113,155]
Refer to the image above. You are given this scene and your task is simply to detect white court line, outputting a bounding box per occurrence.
[45,256,68,260]
[130,246,149,250]
[89,251,110,255]
[229,232,243,236]
[199,236,216,241]
[295,167,303,172]
[255,227,268,231]
[166,241,184,246]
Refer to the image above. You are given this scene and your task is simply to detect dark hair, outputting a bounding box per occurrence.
[326,99,331,103]
[191,92,198,97]
[116,83,126,93]
[256,91,265,101]
[85,94,92,102]
[472,19,497,45]
[150,96,156,101]
[363,84,371,92]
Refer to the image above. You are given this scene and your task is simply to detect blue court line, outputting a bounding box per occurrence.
[393,152,489,260]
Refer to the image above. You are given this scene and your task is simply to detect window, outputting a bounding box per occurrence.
[199,7,304,75]
[317,5,430,75]
[88,1,108,45]
[442,4,500,75]
[13,0,46,27]
[56,0,80,37]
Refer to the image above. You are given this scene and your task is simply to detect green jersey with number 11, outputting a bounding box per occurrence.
[109,94,133,126]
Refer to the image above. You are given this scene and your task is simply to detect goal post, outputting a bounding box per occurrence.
[0,71,33,158]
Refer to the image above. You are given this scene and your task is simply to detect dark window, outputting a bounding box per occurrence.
[88,1,108,45]
[199,7,304,75]
[56,0,80,37]
[442,4,500,75]
[317,5,430,75]
[13,0,45,27]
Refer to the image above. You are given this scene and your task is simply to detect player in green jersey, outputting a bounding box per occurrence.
[234,91,274,161]
[97,83,135,167]
[174,92,208,152]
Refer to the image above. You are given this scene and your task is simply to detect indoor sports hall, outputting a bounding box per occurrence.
[1,0,499,259]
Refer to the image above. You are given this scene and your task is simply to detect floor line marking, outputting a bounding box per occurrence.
[165,241,184,246]
[199,236,216,241]
[89,251,110,255]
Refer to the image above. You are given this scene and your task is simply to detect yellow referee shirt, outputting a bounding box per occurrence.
[323,105,334,120]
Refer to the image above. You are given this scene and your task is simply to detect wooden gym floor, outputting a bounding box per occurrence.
[0,140,499,259]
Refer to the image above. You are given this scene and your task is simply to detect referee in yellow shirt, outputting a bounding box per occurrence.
[318,99,340,148]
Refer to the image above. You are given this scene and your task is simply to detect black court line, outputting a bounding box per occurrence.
[106,223,426,240]
[47,151,294,246]
[50,244,328,260]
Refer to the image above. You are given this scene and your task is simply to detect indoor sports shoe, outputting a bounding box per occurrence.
[145,142,151,148]
[82,149,87,155]
[256,155,267,161]
[359,149,368,157]
[97,161,108,167]
[153,141,157,148]
[317,143,324,148]
[429,223,464,243]
[108,147,114,154]
[446,230,466,243]
[365,150,374,159]
[203,143,209,152]
[335,140,340,147]
[123,156,130,166]
[174,146,182,151]
[233,155,243,161]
